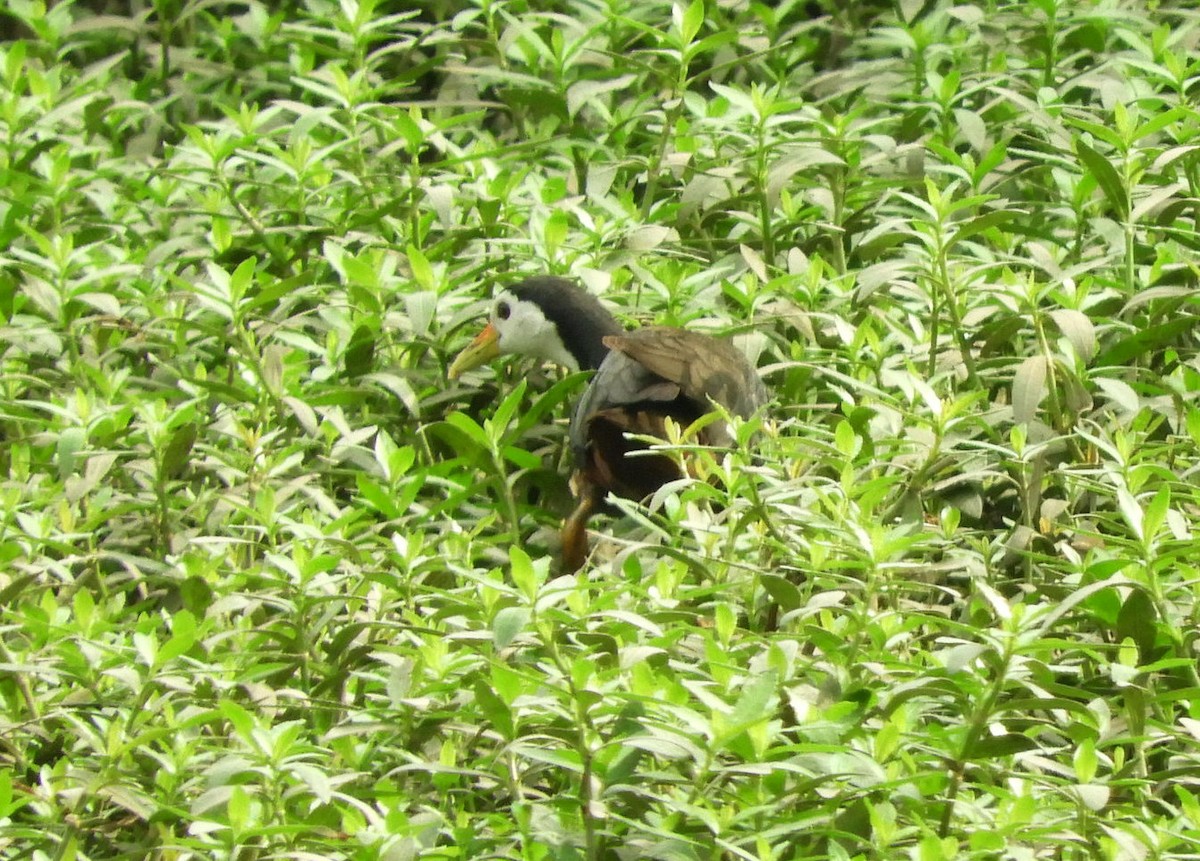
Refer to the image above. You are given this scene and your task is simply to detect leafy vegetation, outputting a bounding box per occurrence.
[3,0,1200,857]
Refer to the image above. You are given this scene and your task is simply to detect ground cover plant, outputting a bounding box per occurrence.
[2,0,1200,857]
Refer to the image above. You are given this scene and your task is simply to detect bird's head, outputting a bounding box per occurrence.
[448,277,622,378]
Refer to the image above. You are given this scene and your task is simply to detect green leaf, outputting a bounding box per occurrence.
[160,423,198,479]
[344,324,376,377]
[1094,316,1197,366]
[1177,786,1200,830]
[1132,106,1187,143]
[407,245,435,290]
[473,679,515,739]
[393,109,426,150]
[1189,408,1200,447]
[678,0,705,44]
[1093,378,1139,414]
[502,445,541,470]
[229,256,258,307]
[261,344,286,396]
[341,253,381,291]
[1141,485,1170,546]
[514,372,589,438]
[0,768,29,817]
[1075,140,1128,220]
[759,574,802,612]
[57,427,86,478]
[179,576,214,615]
[1011,355,1047,425]
[491,663,524,705]
[948,208,1021,248]
[488,378,528,444]
[73,588,95,633]
[1048,309,1096,364]
[509,545,539,600]
[542,210,569,257]
[1074,783,1110,812]
[725,670,778,735]
[1115,588,1156,664]
[4,40,26,82]
[356,473,404,519]
[443,411,492,451]
[228,785,250,830]
[567,74,639,119]
[492,606,530,650]
[156,610,197,666]
[1117,488,1143,541]
[1073,737,1097,783]
[220,700,256,739]
[971,733,1039,759]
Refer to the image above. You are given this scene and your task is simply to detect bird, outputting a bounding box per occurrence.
[449,276,767,572]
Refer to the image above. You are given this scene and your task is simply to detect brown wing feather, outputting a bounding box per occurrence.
[603,327,767,419]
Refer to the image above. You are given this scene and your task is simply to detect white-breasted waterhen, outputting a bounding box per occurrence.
[449,276,767,572]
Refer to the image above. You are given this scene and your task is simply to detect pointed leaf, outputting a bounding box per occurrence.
[1049,309,1096,364]
[1075,140,1128,220]
[161,423,198,479]
[1073,738,1097,783]
[493,606,530,650]
[344,324,376,377]
[1117,487,1143,540]
[727,670,778,731]
[356,473,404,519]
[1012,355,1048,425]
[1141,484,1170,545]
[948,208,1020,248]
[678,0,705,43]
[443,411,491,449]
[1097,316,1197,367]
[509,545,539,599]
[759,574,802,611]
[406,245,435,289]
[473,679,515,739]
[1093,378,1139,415]
[487,378,528,444]
[1116,588,1156,664]
[156,610,197,666]
[56,427,87,477]
[1074,783,1110,812]
[567,74,638,118]
[971,733,1039,759]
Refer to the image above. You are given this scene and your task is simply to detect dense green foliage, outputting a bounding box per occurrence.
[3,0,1200,857]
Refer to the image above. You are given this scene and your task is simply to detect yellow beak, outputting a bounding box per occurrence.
[448,323,501,379]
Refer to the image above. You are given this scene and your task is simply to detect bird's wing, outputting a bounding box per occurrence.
[603,327,767,417]
[569,350,680,459]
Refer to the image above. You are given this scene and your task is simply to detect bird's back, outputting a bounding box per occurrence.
[569,326,766,474]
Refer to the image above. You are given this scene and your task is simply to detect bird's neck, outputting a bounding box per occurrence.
[554,309,624,371]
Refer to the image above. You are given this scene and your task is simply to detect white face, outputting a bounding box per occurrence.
[491,289,579,370]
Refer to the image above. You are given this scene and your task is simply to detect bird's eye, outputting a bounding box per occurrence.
[496,301,511,320]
